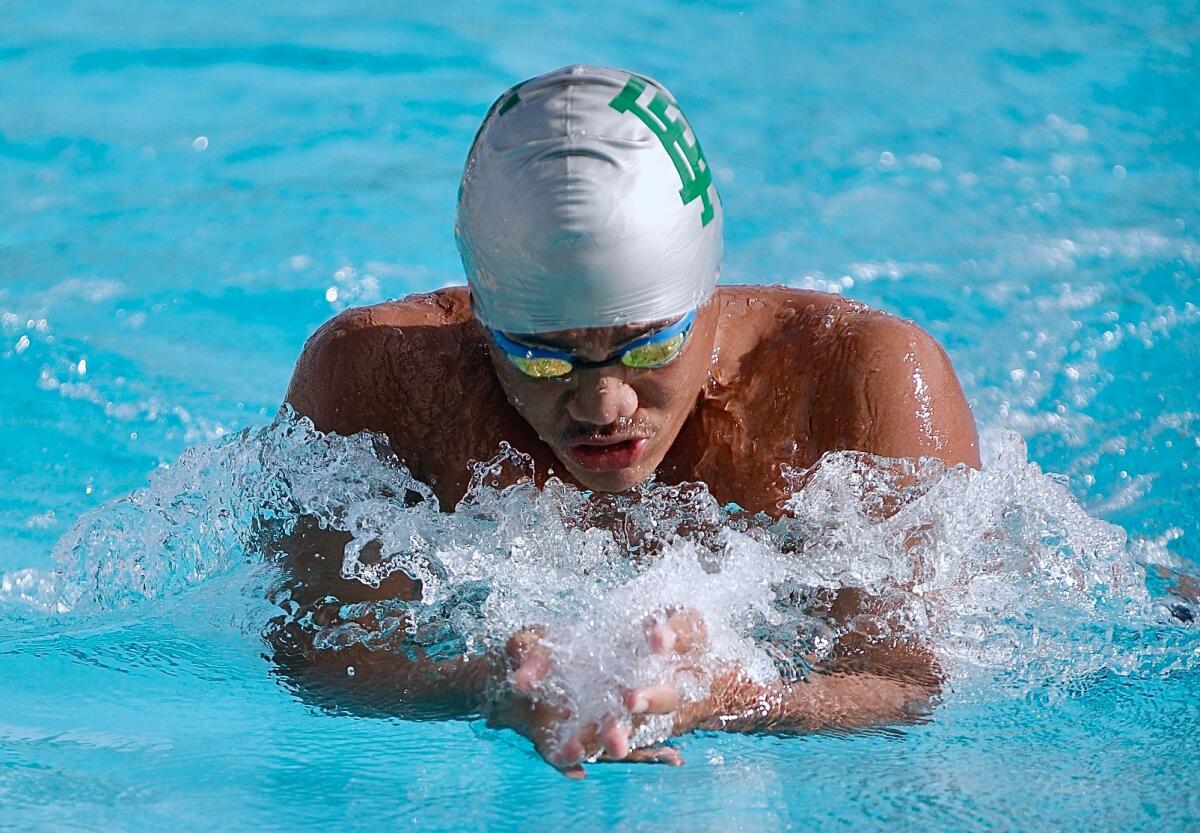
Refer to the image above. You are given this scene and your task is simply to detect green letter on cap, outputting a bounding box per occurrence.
[609,76,717,227]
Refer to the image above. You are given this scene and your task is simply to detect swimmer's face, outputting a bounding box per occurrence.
[485,301,718,492]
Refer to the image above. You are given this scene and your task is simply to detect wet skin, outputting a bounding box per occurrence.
[277,284,980,775]
[286,284,979,512]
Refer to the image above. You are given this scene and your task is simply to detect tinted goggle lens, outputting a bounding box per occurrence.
[499,314,693,379]
[619,332,687,369]
[507,355,575,378]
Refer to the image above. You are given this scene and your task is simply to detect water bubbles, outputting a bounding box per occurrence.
[1044,114,1089,142]
[909,153,942,171]
[192,136,209,151]
[325,265,382,311]
[0,413,1189,751]
[24,510,56,529]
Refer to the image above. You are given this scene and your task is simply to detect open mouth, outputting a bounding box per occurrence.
[566,437,649,471]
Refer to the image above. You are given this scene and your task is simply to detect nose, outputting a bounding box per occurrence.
[566,371,639,426]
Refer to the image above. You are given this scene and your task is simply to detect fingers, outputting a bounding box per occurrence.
[645,608,709,657]
[556,716,628,766]
[625,682,680,715]
[555,735,588,767]
[665,609,708,655]
[601,718,631,760]
[647,619,677,654]
[511,647,550,695]
[502,619,705,781]
[505,628,551,695]
[556,739,686,775]
[530,711,594,777]
[542,709,684,778]
[619,745,684,766]
[504,626,548,663]
[549,715,631,774]
[557,722,684,774]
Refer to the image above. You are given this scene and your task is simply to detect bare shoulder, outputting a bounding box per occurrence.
[814,301,980,467]
[714,284,843,323]
[301,286,472,345]
[710,284,844,369]
[832,302,954,372]
[282,284,539,509]
[714,284,937,363]
[720,285,980,468]
[284,286,476,433]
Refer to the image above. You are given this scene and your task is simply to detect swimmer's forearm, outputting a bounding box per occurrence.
[686,667,937,735]
[273,637,493,718]
[349,649,492,708]
[269,518,496,714]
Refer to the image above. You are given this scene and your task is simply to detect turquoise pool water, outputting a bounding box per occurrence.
[2,1,1198,830]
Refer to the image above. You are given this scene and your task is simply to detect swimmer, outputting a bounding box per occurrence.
[275,65,980,777]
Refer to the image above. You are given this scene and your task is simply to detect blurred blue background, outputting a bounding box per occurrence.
[1,1,1197,830]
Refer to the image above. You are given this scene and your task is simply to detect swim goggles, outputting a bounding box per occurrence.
[489,309,697,379]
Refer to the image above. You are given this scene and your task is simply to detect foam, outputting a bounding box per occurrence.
[1,409,1193,749]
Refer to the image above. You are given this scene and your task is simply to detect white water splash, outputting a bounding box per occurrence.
[1,410,1192,736]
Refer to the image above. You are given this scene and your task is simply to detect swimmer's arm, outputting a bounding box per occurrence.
[676,590,941,735]
[697,317,967,734]
[265,518,491,718]
[819,314,981,469]
[276,302,501,714]
[696,319,961,731]
[270,630,493,719]
[685,641,941,735]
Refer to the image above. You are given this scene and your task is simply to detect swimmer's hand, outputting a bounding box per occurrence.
[485,610,708,780]
[485,609,939,779]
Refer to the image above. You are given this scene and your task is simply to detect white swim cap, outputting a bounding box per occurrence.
[456,64,723,334]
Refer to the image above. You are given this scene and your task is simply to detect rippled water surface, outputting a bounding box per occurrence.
[2,1,1198,831]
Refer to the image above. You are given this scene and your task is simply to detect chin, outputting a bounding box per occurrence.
[572,466,653,493]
